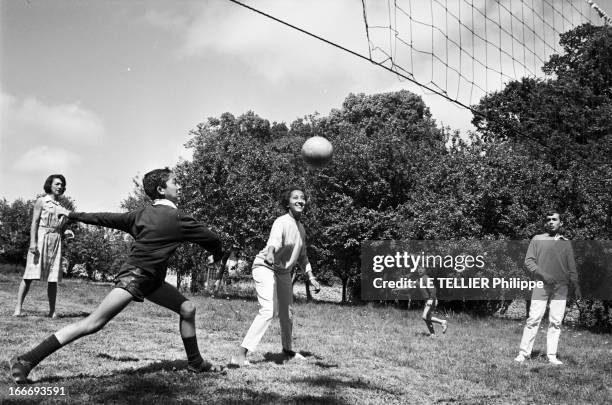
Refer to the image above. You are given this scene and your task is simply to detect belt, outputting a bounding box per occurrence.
[40,226,60,234]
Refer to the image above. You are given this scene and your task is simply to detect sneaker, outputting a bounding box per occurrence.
[441,321,448,334]
[282,349,306,361]
[228,357,251,368]
[229,348,250,368]
[514,354,528,363]
[547,356,563,365]
[9,356,32,384]
[187,361,226,374]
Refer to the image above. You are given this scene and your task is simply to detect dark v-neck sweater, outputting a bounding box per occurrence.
[69,204,222,278]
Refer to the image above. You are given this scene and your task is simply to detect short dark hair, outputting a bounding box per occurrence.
[279,186,307,211]
[43,174,66,195]
[545,210,562,220]
[143,168,172,200]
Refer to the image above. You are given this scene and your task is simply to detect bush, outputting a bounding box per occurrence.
[0,263,23,274]
[578,299,612,333]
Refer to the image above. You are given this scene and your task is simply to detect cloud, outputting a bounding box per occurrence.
[0,90,17,155]
[143,8,188,33]
[12,97,105,144]
[13,145,82,173]
[146,0,370,82]
[1,89,103,177]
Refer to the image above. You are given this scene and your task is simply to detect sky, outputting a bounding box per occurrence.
[1,0,610,212]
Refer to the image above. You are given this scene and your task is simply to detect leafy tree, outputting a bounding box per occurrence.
[175,91,447,302]
[543,23,612,98]
[63,226,130,280]
[471,23,612,239]
[0,198,34,265]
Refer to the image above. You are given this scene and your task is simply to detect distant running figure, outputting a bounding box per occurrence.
[10,168,225,384]
[230,186,320,367]
[514,211,581,366]
[419,267,448,337]
[13,174,71,318]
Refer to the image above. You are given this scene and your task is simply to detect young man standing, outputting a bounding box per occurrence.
[514,211,581,366]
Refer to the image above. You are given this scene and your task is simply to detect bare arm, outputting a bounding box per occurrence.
[298,253,320,293]
[524,239,539,274]
[566,244,581,298]
[28,198,44,253]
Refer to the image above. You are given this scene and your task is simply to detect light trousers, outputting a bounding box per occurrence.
[241,265,293,352]
[519,284,568,357]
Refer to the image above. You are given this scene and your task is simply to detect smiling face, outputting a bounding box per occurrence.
[286,189,306,218]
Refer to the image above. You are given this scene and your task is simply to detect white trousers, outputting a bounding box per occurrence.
[519,284,567,357]
[241,265,293,352]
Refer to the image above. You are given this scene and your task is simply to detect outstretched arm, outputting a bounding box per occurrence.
[67,211,136,234]
[212,252,231,294]
[179,214,223,261]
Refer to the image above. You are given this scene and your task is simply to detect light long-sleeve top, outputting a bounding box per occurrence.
[524,234,578,287]
[252,213,310,274]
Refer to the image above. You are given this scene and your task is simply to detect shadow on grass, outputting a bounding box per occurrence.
[97,353,140,362]
[35,359,188,384]
[208,291,346,306]
[9,310,90,319]
[31,359,351,404]
[291,375,401,398]
[258,350,326,366]
[58,311,90,318]
[523,350,579,368]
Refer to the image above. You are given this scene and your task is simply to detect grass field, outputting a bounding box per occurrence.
[0,272,610,404]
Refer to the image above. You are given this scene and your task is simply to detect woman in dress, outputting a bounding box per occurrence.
[13,174,69,318]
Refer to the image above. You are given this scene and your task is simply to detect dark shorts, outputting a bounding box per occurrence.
[114,263,163,302]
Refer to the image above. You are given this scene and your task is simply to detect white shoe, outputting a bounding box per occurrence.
[282,349,306,361]
[548,356,563,365]
[514,354,528,363]
[441,321,448,334]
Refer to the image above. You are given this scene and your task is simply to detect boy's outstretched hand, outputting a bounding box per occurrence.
[56,206,71,218]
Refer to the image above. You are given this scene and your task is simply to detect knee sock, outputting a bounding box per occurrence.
[20,335,62,368]
[182,336,204,366]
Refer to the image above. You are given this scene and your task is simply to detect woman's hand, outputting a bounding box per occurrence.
[309,277,321,294]
[264,250,275,267]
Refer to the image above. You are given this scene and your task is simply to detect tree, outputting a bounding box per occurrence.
[0,198,34,265]
[63,226,130,280]
[175,91,447,302]
[471,23,612,239]
[543,23,612,98]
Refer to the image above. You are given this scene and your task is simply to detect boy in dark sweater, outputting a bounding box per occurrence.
[10,168,225,383]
